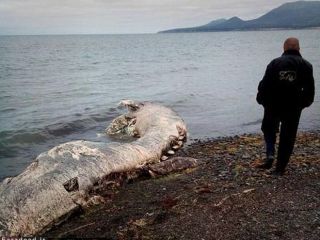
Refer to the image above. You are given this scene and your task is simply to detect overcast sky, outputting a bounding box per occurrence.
[0,0,305,35]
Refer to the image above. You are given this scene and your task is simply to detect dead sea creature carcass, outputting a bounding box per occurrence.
[0,100,187,236]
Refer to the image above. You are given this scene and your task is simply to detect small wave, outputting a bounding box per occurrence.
[0,108,16,113]
[0,109,120,147]
[44,118,97,137]
[0,130,48,145]
[241,119,262,127]
[0,142,22,158]
[91,112,117,122]
[0,95,12,100]
[169,66,199,73]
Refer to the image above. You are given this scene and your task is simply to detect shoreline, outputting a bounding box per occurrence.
[46,130,320,239]
[158,26,320,34]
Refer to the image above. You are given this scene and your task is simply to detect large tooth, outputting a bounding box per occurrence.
[148,170,157,178]
[178,136,185,140]
[172,145,180,150]
[167,150,175,155]
[161,156,169,161]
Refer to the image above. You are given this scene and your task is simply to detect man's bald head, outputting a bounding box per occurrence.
[283,37,300,52]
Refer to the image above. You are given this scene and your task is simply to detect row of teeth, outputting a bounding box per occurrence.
[161,129,186,161]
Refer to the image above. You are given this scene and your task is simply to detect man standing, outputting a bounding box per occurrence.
[256,37,315,175]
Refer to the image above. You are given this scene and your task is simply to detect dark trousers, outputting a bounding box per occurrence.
[261,107,302,171]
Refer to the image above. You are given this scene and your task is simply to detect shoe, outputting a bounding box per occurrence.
[256,157,274,169]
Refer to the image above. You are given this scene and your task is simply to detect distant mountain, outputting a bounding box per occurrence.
[165,19,227,33]
[159,1,320,33]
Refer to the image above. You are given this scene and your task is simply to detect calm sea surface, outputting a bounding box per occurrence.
[0,30,319,179]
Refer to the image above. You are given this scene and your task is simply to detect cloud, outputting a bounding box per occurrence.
[0,0,295,34]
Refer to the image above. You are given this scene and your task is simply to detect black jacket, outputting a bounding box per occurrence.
[257,50,315,110]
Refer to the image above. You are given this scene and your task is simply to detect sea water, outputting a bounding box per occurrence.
[0,29,319,179]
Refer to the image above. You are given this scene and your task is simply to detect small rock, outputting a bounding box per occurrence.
[167,150,175,155]
[161,156,169,161]
[243,188,255,194]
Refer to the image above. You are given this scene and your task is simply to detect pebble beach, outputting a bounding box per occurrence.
[46,131,320,239]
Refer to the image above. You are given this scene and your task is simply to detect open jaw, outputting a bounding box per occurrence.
[0,100,188,236]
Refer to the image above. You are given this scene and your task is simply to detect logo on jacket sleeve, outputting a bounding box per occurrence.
[279,71,297,82]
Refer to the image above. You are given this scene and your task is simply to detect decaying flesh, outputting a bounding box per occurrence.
[0,100,192,236]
